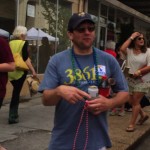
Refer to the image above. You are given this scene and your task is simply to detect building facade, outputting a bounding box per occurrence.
[0,0,150,100]
[1,0,150,48]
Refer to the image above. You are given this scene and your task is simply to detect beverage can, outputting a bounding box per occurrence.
[88,86,99,98]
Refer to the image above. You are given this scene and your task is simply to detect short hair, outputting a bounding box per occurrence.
[41,37,49,45]
[12,26,27,38]
[105,40,116,50]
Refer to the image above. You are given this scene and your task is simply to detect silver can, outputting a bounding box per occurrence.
[88,86,99,98]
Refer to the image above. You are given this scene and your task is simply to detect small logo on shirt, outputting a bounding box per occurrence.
[97,65,106,76]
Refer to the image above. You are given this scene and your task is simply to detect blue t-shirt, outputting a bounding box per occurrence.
[39,47,128,150]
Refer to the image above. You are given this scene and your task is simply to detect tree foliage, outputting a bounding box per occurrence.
[41,0,72,52]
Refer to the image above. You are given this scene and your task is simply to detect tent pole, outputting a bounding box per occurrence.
[16,0,19,26]
[37,29,40,73]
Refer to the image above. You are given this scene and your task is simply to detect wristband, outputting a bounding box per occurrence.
[129,36,134,41]
[137,70,142,76]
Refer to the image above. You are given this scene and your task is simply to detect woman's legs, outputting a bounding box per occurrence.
[9,73,27,124]
[137,108,149,125]
[126,92,145,131]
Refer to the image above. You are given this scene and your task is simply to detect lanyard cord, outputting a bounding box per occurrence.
[71,47,100,87]
[71,50,80,87]
[71,47,100,150]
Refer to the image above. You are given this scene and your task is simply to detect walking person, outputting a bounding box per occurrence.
[38,37,54,73]
[105,41,125,116]
[8,26,36,124]
[104,40,117,58]
[0,36,15,108]
[39,12,128,150]
[0,36,15,150]
[120,31,150,132]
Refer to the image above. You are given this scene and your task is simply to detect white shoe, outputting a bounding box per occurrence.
[118,110,125,116]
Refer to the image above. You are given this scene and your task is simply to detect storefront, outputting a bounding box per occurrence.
[1,0,150,100]
[0,0,150,73]
[0,0,15,33]
[87,0,150,50]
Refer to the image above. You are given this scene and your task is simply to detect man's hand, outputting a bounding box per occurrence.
[85,95,112,115]
[57,85,91,104]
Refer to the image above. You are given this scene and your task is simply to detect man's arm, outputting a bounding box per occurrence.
[42,85,91,106]
[42,88,61,106]
[0,62,15,72]
[109,91,129,109]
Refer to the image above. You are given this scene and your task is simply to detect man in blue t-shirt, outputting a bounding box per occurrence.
[39,12,129,150]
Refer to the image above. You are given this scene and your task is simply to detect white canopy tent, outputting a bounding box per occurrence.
[26,27,59,42]
[0,29,9,38]
[26,27,59,73]
[26,27,38,40]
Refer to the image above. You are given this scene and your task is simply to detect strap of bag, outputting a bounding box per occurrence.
[9,40,25,55]
[18,40,25,56]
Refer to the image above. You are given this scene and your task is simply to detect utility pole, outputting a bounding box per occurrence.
[16,0,20,26]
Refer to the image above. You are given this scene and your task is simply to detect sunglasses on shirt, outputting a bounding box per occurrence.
[74,26,95,33]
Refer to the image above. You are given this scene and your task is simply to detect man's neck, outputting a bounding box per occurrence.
[73,47,93,55]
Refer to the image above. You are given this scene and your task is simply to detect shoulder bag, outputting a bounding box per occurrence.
[13,53,29,70]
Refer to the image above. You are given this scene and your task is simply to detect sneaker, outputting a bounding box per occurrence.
[125,108,132,112]
[118,110,125,116]
[8,115,19,124]
[109,108,118,116]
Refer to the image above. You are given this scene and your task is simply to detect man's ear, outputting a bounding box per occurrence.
[67,32,73,40]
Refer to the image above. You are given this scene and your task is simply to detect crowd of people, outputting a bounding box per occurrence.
[104,32,150,133]
[1,12,150,150]
[104,40,126,116]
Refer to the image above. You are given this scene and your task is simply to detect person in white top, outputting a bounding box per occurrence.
[120,31,150,132]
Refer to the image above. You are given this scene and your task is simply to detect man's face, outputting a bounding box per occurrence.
[68,22,95,50]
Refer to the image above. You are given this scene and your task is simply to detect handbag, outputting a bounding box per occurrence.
[13,53,29,70]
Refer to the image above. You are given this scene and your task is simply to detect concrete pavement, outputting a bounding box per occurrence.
[109,107,150,150]
[0,95,150,150]
[0,95,53,150]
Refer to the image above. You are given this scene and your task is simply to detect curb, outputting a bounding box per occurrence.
[127,127,150,150]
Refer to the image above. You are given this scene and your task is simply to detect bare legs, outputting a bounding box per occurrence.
[126,92,149,132]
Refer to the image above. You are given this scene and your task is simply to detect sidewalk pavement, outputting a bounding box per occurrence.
[109,107,150,150]
[0,95,150,150]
